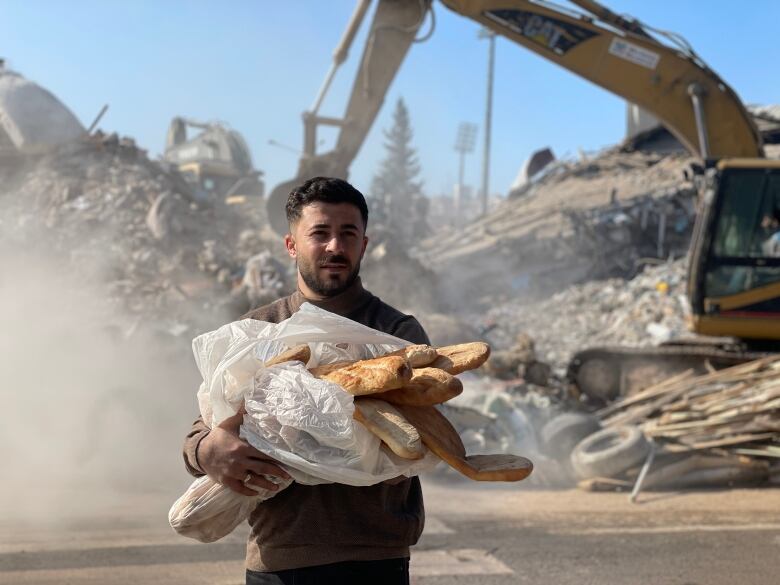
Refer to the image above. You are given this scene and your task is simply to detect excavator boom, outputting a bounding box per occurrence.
[441,0,762,160]
[266,0,431,235]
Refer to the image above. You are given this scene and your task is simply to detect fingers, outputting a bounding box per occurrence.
[232,442,283,466]
[223,476,260,497]
[245,458,291,481]
[245,473,285,492]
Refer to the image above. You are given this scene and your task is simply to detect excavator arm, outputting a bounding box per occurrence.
[441,0,762,160]
[266,0,431,235]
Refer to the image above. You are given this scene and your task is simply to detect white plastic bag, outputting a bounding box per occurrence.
[170,303,439,542]
[168,475,292,543]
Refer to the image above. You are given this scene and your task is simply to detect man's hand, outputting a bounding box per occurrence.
[197,409,291,496]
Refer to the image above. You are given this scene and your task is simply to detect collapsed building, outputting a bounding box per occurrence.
[416,149,696,309]
[0,67,291,338]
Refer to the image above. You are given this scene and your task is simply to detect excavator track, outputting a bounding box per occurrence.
[567,343,770,404]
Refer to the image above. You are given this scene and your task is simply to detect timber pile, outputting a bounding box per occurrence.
[599,356,780,459]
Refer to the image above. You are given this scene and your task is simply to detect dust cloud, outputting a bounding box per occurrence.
[0,246,204,523]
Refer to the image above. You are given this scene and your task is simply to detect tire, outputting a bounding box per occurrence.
[571,425,649,480]
[541,412,601,459]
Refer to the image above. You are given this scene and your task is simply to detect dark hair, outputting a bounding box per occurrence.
[285,177,369,228]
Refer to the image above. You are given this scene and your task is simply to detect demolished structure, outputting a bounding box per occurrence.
[416,149,696,306]
[0,71,288,338]
[0,63,84,155]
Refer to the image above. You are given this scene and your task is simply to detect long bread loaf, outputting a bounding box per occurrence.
[384,344,438,368]
[263,344,311,368]
[310,355,412,395]
[378,367,463,406]
[430,342,491,375]
[353,398,424,460]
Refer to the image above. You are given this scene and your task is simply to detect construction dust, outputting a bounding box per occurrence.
[0,248,201,522]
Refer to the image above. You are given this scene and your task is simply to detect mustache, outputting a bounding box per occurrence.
[319,254,350,266]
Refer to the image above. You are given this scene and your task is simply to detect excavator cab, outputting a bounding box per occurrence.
[689,160,780,341]
[164,117,264,204]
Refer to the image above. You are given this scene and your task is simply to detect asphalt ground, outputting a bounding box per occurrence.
[1,478,779,584]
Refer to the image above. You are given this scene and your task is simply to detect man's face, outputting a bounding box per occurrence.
[285,202,368,297]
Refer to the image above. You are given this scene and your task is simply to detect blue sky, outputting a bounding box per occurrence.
[3,1,780,198]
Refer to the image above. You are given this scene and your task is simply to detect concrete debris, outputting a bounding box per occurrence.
[0,132,286,336]
[416,149,696,309]
[509,146,555,194]
[481,258,694,371]
[236,250,289,312]
[362,234,444,315]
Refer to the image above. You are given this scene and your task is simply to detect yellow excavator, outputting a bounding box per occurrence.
[266,0,780,401]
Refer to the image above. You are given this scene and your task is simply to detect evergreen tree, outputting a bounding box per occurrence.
[370,98,428,242]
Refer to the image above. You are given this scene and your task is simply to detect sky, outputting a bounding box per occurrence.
[3,1,780,199]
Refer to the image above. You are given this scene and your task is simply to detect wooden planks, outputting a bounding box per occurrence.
[598,356,780,460]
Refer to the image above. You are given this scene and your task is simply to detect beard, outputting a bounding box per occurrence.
[298,252,362,297]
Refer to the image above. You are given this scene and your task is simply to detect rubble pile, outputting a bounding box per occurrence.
[416,149,695,308]
[561,185,694,279]
[481,258,693,370]
[0,134,285,335]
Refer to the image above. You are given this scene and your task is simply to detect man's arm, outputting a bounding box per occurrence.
[183,416,211,476]
[182,411,291,496]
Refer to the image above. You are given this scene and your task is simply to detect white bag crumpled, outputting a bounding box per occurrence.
[169,303,440,542]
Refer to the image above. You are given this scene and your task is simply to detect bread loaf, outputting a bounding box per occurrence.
[431,342,491,375]
[384,344,438,367]
[378,367,463,406]
[396,404,532,481]
[353,398,424,460]
[264,344,311,368]
[307,361,353,377]
[310,355,412,395]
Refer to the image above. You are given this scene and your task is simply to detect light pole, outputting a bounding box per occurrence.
[454,122,477,228]
[478,27,496,217]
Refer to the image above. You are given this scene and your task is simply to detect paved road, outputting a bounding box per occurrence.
[2,479,779,584]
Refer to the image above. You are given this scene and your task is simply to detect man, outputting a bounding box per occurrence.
[183,177,430,585]
[760,209,780,258]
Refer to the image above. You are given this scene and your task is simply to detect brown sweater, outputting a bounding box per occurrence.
[182,278,430,571]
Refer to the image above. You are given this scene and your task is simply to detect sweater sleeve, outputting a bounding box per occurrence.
[183,416,210,477]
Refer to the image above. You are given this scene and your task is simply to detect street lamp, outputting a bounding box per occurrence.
[478,27,496,216]
[454,122,478,227]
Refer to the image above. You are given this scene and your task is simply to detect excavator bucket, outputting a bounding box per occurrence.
[267,178,298,236]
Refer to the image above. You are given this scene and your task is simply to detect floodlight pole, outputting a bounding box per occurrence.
[454,122,476,229]
[479,28,495,216]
